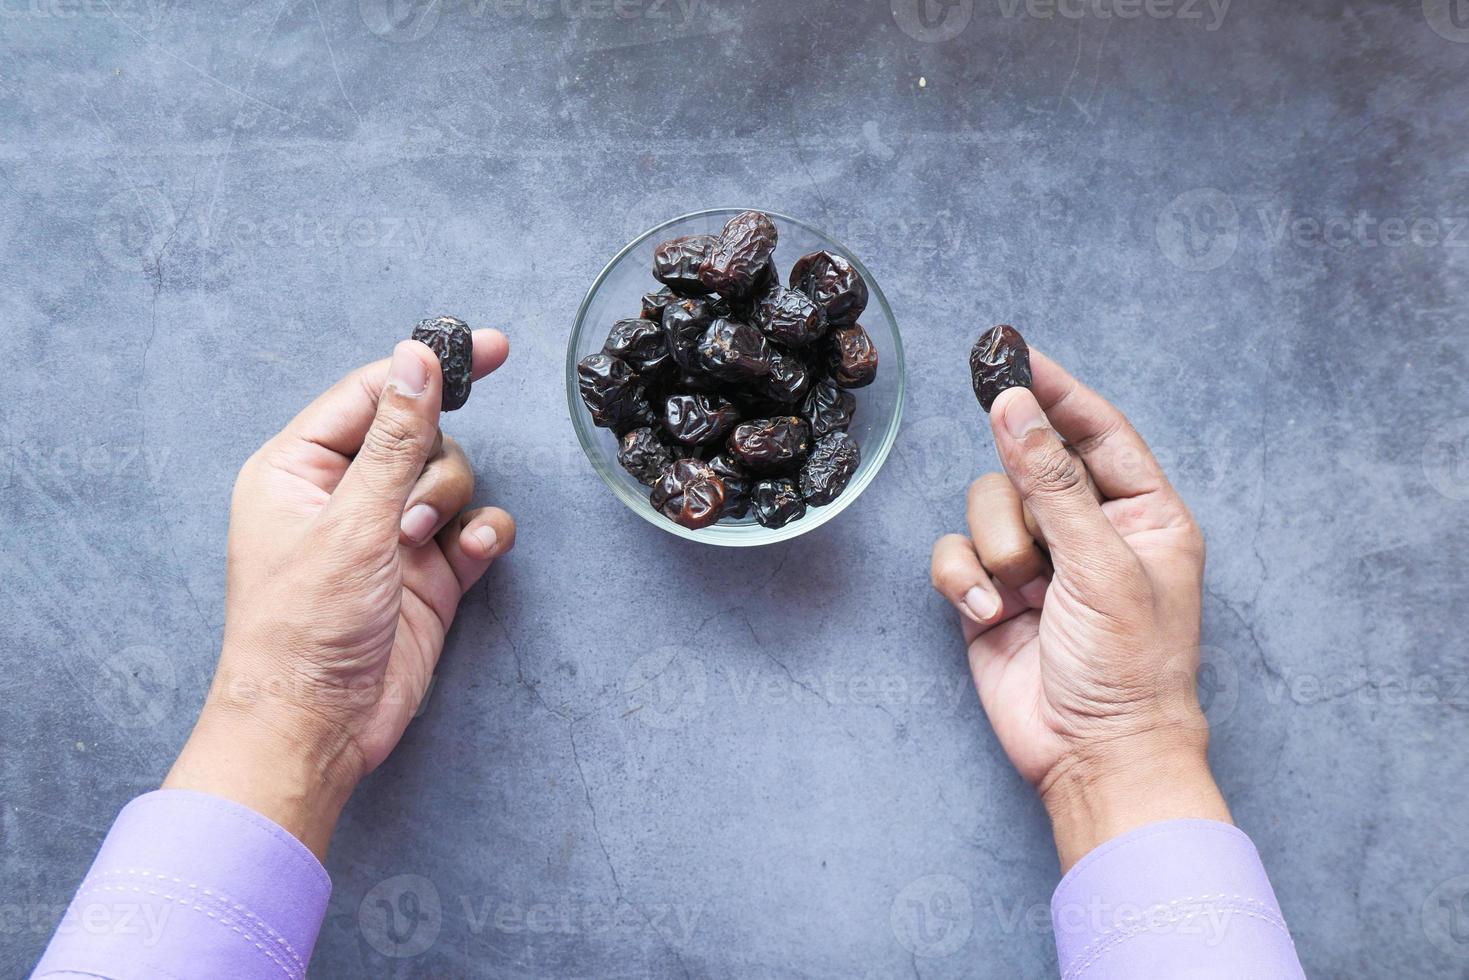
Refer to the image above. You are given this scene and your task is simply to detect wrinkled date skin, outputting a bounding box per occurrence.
[640,286,677,323]
[970,324,1033,413]
[753,347,811,405]
[618,427,677,487]
[799,431,861,506]
[663,392,742,445]
[825,323,879,389]
[801,382,856,438]
[727,416,812,473]
[653,235,717,295]
[650,459,727,530]
[577,352,650,431]
[604,318,673,379]
[662,297,715,370]
[708,454,753,518]
[699,210,778,297]
[698,317,772,382]
[790,250,868,326]
[752,478,806,529]
[755,286,827,347]
[412,316,474,412]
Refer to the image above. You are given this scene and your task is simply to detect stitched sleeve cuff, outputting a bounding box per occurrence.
[1050,819,1305,980]
[32,789,330,980]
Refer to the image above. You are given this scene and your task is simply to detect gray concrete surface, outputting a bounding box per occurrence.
[3,1,1468,976]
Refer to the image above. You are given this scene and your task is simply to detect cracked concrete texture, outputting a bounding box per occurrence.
[2,1,1467,976]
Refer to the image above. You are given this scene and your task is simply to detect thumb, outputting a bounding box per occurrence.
[329,340,443,536]
[989,386,1138,590]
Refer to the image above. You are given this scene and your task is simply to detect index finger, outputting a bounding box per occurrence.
[1027,348,1173,501]
[285,328,509,457]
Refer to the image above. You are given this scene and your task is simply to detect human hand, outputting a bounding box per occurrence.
[929,350,1229,870]
[165,334,515,857]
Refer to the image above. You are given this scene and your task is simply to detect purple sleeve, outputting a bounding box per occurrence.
[1050,819,1305,979]
[31,789,330,980]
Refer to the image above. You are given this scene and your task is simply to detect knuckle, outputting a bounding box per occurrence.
[1067,417,1126,458]
[967,472,1009,503]
[931,556,968,594]
[1179,520,1206,559]
[362,411,426,462]
[1024,444,1086,498]
[929,536,966,588]
[987,545,1038,581]
[443,465,476,504]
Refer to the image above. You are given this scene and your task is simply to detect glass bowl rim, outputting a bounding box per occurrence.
[565,207,907,547]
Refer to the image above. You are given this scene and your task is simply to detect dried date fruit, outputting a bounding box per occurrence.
[790,250,868,326]
[752,347,811,405]
[604,317,673,379]
[799,431,861,506]
[585,211,880,531]
[661,297,715,370]
[653,235,717,295]
[754,286,827,347]
[698,317,772,382]
[640,286,678,323]
[752,478,806,529]
[618,427,677,486]
[662,392,742,445]
[969,324,1033,413]
[727,416,812,473]
[825,323,878,389]
[577,352,650,431]
[412,316,474,412]
[801,382,856,438]
[749,257,779,297]
[708,454,752,518]
[650,459,726,530]
[699,210,778,297]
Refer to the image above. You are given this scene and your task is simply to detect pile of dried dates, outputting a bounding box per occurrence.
[577,210,878,530]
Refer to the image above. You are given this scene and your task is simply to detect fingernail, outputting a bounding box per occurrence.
[389,342,429,397]
[962,586,999,623]
[470,524,498,554]
[1000,388,1049,439]
[1019,576,1049,607]
[401,503,439,543]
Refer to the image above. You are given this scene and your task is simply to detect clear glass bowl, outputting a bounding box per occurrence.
[566,208,906,547]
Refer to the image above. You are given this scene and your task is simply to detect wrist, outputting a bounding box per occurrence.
[1039,732,1230,873]
[164,677,363,860]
